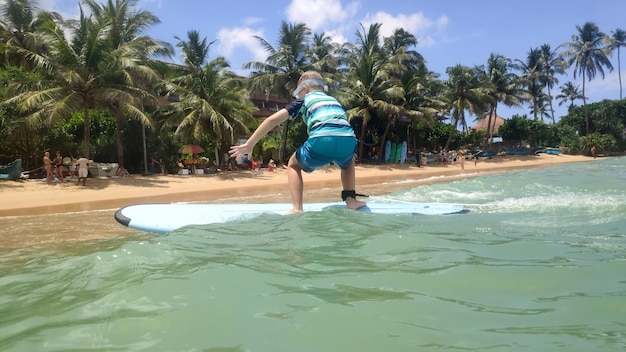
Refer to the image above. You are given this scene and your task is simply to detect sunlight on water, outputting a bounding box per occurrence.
[0,158,625,351]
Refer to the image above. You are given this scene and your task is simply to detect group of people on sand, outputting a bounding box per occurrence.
[42,151,89,186]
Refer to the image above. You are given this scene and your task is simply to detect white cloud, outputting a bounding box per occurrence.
[216,27,267,63]
[360,11,448,47]
[285,0,359,32]
[324,28,349,46]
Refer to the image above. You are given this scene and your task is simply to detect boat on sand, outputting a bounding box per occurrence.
[0,158,22,180]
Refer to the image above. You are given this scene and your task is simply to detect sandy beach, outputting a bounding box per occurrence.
[0,153,593,217]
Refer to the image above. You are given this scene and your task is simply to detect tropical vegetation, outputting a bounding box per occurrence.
[0,0,624,176]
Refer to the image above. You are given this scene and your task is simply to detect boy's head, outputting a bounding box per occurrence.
[292,71,325,98]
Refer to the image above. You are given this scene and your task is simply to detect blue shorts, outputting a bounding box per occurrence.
[295,136,357,173]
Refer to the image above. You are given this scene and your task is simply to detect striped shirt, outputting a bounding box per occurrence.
[284,90,355,139]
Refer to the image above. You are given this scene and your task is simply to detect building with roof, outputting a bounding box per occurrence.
[471,113,506,135]
[248,93,291,118]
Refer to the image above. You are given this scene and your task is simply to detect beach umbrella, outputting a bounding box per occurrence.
[178,145,204,154]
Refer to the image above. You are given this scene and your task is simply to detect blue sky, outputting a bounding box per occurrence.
[37,0,626,124]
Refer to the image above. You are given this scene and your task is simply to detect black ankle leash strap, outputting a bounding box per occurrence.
[341,190,369,201]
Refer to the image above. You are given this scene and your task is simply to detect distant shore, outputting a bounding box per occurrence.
[0,153,594,217]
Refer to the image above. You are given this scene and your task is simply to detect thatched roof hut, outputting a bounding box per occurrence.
[471,113,506,135]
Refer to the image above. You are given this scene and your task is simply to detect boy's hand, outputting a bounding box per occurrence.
[229,143,252,159]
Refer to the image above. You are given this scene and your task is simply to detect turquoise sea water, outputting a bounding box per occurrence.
[1,157,625,351]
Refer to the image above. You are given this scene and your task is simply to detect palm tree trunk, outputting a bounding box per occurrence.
[214,146,220,169]
[359,120,368,162]
[278,120,290,164]
[491,107,499,139]
[378,116,395,161]
[115,113,125,168]
[547,85,556,124]
[486,107,494,140]
[83,106,90,159]
[618,47,623,100]
[411,120,417,162]
[444,114,460,151]
[582,71,589,135]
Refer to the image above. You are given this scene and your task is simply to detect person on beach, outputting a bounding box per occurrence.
[591,146,596,159]
[251,159,260,174]
[116,167,129,177]
[267,159,277,172]
[43,151,53,184]
[53,151,64,182]
[229,70,366,213]
[76,155,89,186]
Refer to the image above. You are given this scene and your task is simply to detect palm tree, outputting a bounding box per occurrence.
[82,0,173,168]
[382,27,425,70]
[175,30,211,70]
[401,64,444,154]
[0,0,62,67]
[5,4,157,159]
[560,22,613,134]
[382,28,432,152]
[484,53,524,139]
[608,28,625,99]
[243,21,312,163]
[529,91,551,122]
[444,64,490,149]
[539,44,565,123]
[160,31,255,167]
[308,32,340,76]
[515,48,544,120]
[339,23,404,161]
[555,81,585,109]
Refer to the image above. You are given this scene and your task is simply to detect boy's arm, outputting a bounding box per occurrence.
[229,108,290,158]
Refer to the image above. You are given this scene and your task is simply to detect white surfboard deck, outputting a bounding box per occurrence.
[115,202,469,234]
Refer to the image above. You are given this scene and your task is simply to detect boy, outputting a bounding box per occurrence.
[229,71,366,213]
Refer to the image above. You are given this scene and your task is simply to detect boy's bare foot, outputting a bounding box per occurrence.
[345,198,366,210]
[286,209,303,215]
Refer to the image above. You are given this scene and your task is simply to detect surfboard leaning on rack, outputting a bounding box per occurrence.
[114,202,469,234]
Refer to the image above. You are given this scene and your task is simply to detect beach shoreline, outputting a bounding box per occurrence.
[0,154,594,217]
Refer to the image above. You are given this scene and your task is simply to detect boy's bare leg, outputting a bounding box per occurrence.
[286,153,304,213]
[341,157,366,210]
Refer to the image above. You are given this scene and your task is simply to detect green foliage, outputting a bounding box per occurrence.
[500,115,533,143]
[413,121,465,151]
[54,108,117,160]
[499,114,569,147]
[561,99,626,139]
[571,133,618,155]
[466,129,488,149]
[284,118,307,156]
[2,7,625,169]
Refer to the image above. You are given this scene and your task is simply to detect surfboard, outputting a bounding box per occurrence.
[384,140,391,162]
[115,202,469,234]
[389,143,398,163]
[394,143,402,163]
[400,141,408,164]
